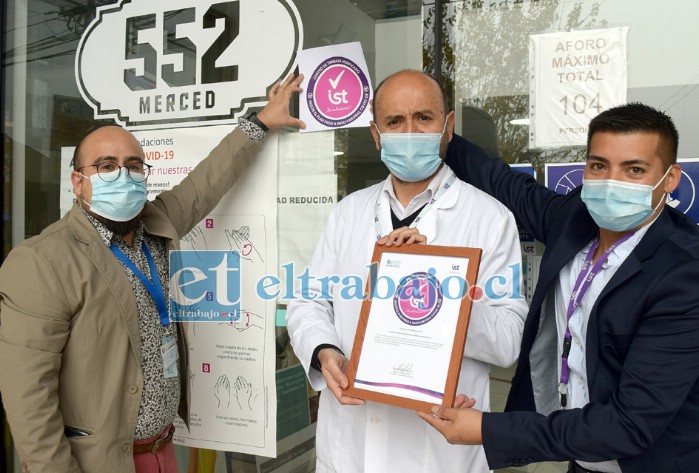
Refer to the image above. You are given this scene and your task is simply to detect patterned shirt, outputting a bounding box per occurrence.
[238,116,267,144]
[83,210,179,439]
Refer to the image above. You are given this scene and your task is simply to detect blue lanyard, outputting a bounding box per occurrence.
[111,240,170,326]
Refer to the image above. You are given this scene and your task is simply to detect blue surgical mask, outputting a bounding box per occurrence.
[581,166,672,232]
[376,121,447,182]
[82,169,147,222]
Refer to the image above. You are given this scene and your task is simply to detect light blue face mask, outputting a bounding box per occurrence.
[580,166,672,232]
[376,120,448,182]
[82,168,147,222]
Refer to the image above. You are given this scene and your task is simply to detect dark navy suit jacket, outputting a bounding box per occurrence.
[446,134,699,472]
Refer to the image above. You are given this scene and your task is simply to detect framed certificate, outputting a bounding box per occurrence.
[344,243,481,412]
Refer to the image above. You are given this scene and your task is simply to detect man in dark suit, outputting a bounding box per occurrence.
[419,103,699,473]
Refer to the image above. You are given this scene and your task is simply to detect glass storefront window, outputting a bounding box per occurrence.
[446,0,699,173]
[3,1,699,472]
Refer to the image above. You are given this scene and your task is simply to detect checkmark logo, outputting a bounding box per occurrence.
[328,69,345,90]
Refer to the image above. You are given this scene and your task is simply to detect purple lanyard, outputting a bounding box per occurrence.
[558,231,636,407]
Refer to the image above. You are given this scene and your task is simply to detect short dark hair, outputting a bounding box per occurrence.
[372,69,450,122]
[587,102,679,168]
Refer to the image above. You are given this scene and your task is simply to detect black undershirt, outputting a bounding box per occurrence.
[390,204,427,229]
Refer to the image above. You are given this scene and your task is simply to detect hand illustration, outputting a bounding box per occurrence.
[214,374,231,409]
[219,309,264,332]
[233,376,253,410]
[225,226,263,263]
[182,225,207,254]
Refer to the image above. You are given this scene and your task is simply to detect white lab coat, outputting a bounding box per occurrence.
[287,166,527,473]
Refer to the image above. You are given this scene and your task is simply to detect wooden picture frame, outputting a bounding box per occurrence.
[344,243,482,413]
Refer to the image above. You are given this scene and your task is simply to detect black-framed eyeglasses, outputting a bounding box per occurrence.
[77,161,153,183]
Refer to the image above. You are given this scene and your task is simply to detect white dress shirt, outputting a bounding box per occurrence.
[554,219,657,472]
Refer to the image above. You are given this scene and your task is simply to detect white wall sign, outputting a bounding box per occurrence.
[76,0,303,130]
[529,27,629,148]
[277,131,336,280]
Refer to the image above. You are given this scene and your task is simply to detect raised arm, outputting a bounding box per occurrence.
[445,134,564,244]
[153,74,305,237]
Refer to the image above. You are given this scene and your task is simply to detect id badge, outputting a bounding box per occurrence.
[161,335,179,379]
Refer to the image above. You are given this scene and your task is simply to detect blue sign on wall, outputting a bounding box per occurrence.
[545,162,585,194]
[511,163,536,179]
[669,160,699,223]
[512,163,537,244]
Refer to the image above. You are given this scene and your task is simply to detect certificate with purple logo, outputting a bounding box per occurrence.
[345,244,481,412]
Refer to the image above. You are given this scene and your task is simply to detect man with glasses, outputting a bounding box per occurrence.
[72,159,153,240]
[0,74,304,473]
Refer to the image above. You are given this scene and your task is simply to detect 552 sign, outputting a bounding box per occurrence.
[123,3,241,91]
[77,0,303,130]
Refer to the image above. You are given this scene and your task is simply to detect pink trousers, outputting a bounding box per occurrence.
[133,426,178,473]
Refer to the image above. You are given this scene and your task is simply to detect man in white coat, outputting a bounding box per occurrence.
[286,69,527,473]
